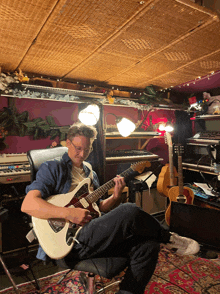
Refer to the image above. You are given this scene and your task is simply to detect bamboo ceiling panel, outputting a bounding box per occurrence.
[136,19,220,88]
[18,0,143,77]
[0,0,219,90]
[0,0,58,71]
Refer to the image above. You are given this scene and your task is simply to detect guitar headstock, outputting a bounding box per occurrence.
[174,144,184,156]
[131,161,151,174]
[164,132,172,147]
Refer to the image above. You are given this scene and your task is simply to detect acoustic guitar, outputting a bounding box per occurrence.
[157,132,178,197]
[165,144,194,226]
[32,161,150,259]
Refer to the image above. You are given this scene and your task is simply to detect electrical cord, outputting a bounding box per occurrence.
[196,155,212,188]
[152,272,193,293]
[196,155,220,196]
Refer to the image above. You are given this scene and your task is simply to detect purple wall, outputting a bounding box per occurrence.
[0,96,78,153]
[0,96,175,162]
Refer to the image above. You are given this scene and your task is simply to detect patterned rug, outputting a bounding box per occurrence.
[0,247,220,294]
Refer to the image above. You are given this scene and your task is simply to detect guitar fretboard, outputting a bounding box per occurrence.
[85,167,135,203]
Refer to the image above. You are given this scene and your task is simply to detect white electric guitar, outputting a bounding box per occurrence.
[32,161,151,259]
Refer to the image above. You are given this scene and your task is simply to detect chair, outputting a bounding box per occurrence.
[26,146,128,294]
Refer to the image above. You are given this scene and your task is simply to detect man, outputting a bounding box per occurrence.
[21,122,200,294]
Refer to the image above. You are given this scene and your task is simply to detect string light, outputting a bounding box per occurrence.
[173,70,220,89]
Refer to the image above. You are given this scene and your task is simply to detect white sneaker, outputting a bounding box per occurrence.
[164,232,200,255]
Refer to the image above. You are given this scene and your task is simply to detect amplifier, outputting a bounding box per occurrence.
[128,179,166,215]
[0,198,37,253]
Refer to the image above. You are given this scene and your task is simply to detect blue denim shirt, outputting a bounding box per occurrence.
[25,152,100,261]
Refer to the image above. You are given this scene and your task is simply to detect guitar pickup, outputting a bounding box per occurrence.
[79,198,89,208]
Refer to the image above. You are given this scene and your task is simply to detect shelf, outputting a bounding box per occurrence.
[182,162,217,175]
[105,131,161,139]
[105,131,161,150]
[192,114,220,120]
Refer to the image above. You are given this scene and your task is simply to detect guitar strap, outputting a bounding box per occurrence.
[84,161,94,182]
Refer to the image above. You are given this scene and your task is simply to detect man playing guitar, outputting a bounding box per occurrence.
[21,122,200,294]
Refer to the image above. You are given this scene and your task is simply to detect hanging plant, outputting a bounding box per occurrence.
[138,85,164,105]
[0,126,8,150]
[0,106,70,149]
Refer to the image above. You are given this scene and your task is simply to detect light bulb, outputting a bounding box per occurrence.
[78,104,100,126]
[117,118,135,137]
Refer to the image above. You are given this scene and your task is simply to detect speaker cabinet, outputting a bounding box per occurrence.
[0,198,37,253]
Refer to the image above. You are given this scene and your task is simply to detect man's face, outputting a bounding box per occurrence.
[67,135,92,167]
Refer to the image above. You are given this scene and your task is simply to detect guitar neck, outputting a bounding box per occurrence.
[168,145,175,186]
[178,155,183,195]
[85,166,135,203]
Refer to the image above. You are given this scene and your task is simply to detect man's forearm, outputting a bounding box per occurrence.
[99,194,122,212]
[21,191,68,220]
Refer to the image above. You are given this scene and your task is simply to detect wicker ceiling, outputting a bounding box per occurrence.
[0,0,220,90]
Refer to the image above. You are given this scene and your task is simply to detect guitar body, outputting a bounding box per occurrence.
[165,186,194,225]
[157,133,178,197]
[32,161,149,259]
[165,144,194,226]
[157,164,178,197]
[32,178,100,260]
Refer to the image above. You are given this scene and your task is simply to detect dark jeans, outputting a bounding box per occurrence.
[64,203,170,294]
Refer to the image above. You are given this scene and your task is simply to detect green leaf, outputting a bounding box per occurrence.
[19,125,26,137]
[36,121,50,131]
[144,85,157,96]
[17,111,29,123]
[23,121,37,128]
[50,129,60,140]
[0,109,10,121]
[32,117,43,123]
[60,132,66,141]
[33,128,40,140]
[58,126,70,133]
[46,116,57,127]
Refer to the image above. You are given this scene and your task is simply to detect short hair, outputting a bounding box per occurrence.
[67,122,97,142]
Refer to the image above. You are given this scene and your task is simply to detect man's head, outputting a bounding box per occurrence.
[66,122,97,167]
